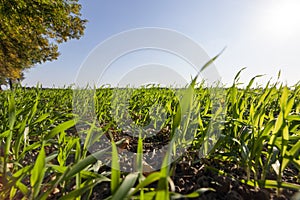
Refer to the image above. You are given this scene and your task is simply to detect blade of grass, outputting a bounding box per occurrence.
[110,134,120,195]
[30,142,46,199]
[127,172,161,198]
[112,173,139,200]
[3,93,16,181]
[45,119,78,140]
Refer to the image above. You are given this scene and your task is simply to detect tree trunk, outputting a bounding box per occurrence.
[8,78,13,90]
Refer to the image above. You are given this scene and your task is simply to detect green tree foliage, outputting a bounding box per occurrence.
[0,0,87,88]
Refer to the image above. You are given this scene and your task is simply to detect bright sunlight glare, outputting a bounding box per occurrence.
[261,1,300,39]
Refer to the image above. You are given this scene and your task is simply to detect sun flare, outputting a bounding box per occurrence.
[262,1,300,38]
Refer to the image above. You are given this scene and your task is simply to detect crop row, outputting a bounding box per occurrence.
[0,73,299,199]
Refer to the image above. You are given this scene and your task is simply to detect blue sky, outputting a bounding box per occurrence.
[22,0,300,88]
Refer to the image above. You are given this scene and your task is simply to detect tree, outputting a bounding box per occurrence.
[0,0,87,89]
[0,67,24,90]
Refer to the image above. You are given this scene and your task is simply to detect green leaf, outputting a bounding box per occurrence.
[111,138,120,195]
[33,113,50,124]
[38,167,71,200]
[280,87,289,110]
[261,120,275,136]
[12,166,31,179]
[242,179,300,190]
[15,181,29,196]
[274,112,284,133]
[8,94,16,130]
[0,130,11,140]
[128,172,162,197]
[288,140,300,156]
[281,125,289,157]
[64,146,111,180]
[155,142,174,200]
[60,178,107,200]
[128,172,161,198]
[198,47,225,74]
[287,115,300,121]
[137,133,143,174]
[233,67,247,84]
[30,143,46,198]
[45,119,77,140]
[285,97,295,118]
[246,74,264,91]
[112,173,139,200]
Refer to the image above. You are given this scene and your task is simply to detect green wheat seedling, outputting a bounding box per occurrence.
[0,63,300,199]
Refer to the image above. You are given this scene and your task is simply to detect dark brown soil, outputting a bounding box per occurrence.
[2,125,299,200]
[92,152,298,200]
[88,126,299,200]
